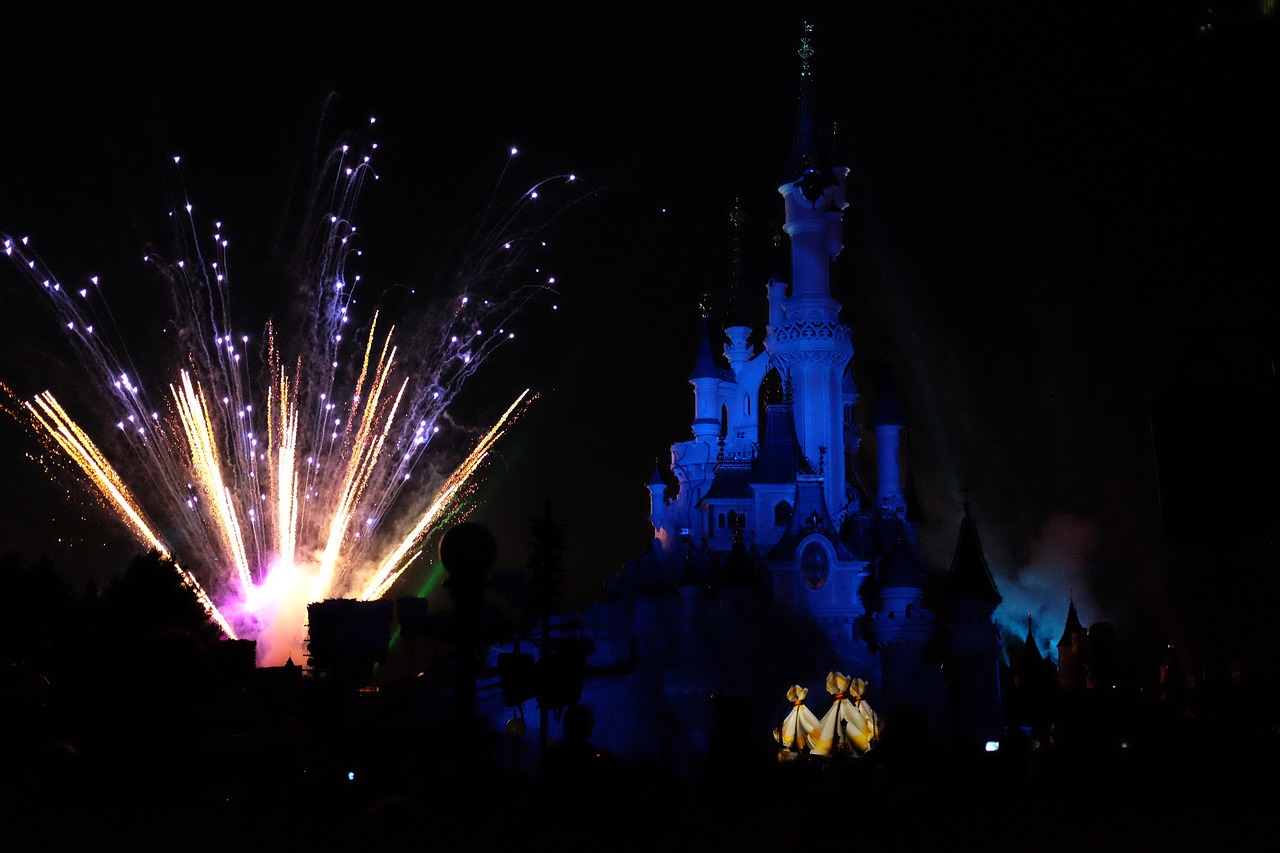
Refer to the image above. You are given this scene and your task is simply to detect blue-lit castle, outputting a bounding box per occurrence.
[566,35,1007,769]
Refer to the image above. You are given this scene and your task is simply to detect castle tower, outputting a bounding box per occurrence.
[942,505,1006,749]
[869,372,907,518]
[866,522,942,737]
[689,313,730,445]
[764,24,854,519]
[648,462,671,541]
[1056,599,1088,692]
[1009,615,1058,737]
[664,315,730,546]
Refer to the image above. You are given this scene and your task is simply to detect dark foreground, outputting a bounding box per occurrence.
[4,710,1276,853]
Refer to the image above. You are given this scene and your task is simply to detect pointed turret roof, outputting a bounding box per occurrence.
[841,369,858,399]
[689,315,732,382]
[1022,617,1043,666]
[784,22,845,209]
[944,505,1003,606]
[649,462,669,489]
[1058,599,1086,646]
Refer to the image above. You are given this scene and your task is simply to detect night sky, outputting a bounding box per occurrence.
[2,4,1276,667]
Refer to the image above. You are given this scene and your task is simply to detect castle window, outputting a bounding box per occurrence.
[801,542,829,591]
[743,394,751,417]
[718,512,726,529]
[774,500,793,527]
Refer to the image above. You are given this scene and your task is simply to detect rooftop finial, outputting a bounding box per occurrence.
[798,21,815,77]
[698,291,712,319]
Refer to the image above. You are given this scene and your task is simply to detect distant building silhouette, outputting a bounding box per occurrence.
[1057,599,1089,692]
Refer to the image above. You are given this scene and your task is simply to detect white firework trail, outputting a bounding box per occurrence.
[2,123,572,664]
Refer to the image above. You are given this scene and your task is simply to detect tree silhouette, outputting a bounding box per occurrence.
[0,551,73,667]
[98,550,224,647]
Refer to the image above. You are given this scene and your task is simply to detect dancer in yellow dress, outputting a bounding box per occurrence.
[807,672,880,756]
[773,684,821,755]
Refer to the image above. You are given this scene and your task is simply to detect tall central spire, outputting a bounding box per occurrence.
[725,198,752,330]
[769,20,853,519]
[789,21,823,181]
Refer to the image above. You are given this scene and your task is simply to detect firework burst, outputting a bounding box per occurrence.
[3,122,572,664]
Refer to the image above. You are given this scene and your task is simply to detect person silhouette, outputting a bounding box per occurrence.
[539,703,604,783]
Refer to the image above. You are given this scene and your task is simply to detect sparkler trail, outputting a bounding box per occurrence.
[3,123,571,664]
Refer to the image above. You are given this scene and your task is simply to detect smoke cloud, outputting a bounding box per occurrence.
[994,511,1103,662]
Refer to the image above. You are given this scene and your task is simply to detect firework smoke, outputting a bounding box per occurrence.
[3,124,569,665]
[993,511,1104,661]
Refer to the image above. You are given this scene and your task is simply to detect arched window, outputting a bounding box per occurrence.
[801,542,829,590]
[774,500,793,527]
[718,512,726,529]
[743,394,751,417]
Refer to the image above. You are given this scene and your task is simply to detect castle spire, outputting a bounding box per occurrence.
[1056,598,1088,691]
[788,21,823,180]
[1059,598,1085,644]
[941,504,1006,748]
[770,19,853,517]
[689,314,726,382]
[724,199,752,330]
[944,506,1003,608]
[689,314,729,444]
[1023,614,1042,663]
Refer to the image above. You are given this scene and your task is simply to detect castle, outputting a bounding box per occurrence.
[559,32,1007,768]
